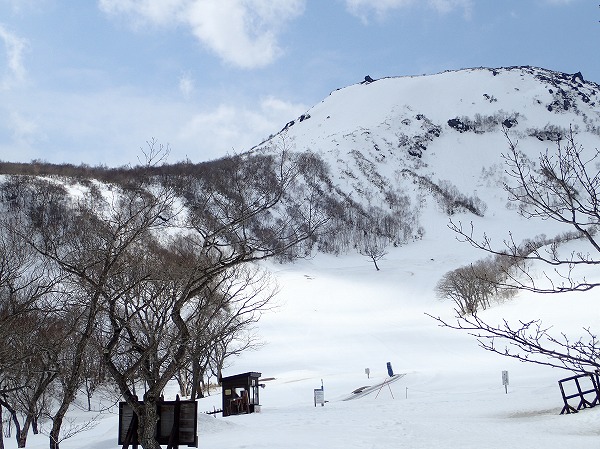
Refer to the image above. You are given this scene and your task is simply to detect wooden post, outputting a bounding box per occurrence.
[121,412,138,449]
[166,395,181,449]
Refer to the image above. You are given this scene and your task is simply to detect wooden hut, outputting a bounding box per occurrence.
[221,372,262,417]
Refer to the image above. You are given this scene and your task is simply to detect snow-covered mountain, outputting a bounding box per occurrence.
[3,66,600,449]
[255,66,600,246]
[188,66,600,449]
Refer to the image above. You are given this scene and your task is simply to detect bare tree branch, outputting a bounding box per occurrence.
[436,129,600,374]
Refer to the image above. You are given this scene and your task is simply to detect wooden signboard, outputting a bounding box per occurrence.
[118,402,137,446]
[118,397,198,448]
[157,400,197,446]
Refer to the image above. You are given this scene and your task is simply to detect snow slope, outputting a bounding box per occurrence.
[8,220,600,449]
[192,227,600,449]
[5,66,600,448]
[257,66,600,234]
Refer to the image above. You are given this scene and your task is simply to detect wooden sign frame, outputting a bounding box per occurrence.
[118,396,198,448]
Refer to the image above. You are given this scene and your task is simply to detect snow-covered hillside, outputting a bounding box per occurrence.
[193,67,600,447]
[11,248,600,449]
[257,66,600,244]
[4,66,600,449]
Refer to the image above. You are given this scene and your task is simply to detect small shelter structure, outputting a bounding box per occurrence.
[221,372,262,417]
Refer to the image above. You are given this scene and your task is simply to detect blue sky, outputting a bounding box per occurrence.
[0,0,597,166]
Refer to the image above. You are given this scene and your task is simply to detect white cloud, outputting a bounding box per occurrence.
[8,110,38,144]
[1,0,39,13]
[345,0,413,15]
[178,95,306,157]
[428,0,472,15]
[345,0,472,21]
[98,0,306,69]
[98,0,185,25]
[178,72,195,98]
[0,24,27,89]
[0,84,306,165]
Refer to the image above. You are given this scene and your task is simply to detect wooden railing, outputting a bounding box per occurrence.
[558,372,600,414]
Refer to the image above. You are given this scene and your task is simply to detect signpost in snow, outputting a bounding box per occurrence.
[502,370,509,394]
[314,389,324,407]
[314,379,325,407]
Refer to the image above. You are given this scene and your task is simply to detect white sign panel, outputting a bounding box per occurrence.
[502,370,509,394]
[314,389,325,407]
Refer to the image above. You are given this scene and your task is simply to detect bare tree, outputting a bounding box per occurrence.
[355,209,393,271]
[186,265,271,399]
[435,257,517,315]
[79,344,107,412]
[435,262,492,315]
[430,129,600,373]
[99,150,325,449]
[0,208,64,448]
[138,138,170,168]
[0,311,63,448]
[0,141,327,449]
[358,236,388,271]
[13,178,177,449]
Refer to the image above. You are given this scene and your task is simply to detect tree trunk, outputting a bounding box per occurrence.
[48,291,100,449]
[198,377,206,398]
[49,372,82,449]
[49,414,63,449]
[176,369,190,398]
[0,400,23,449]
[85,378,92,412]
[372,258,380,271]
[138,401,161,449]
[190,359,201,400]
[0,405,4,449]
[16,419,30,448]
[6,406,20,447]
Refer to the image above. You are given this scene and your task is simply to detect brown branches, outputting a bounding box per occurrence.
[427,312,600,373]
[436,129,600,374]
